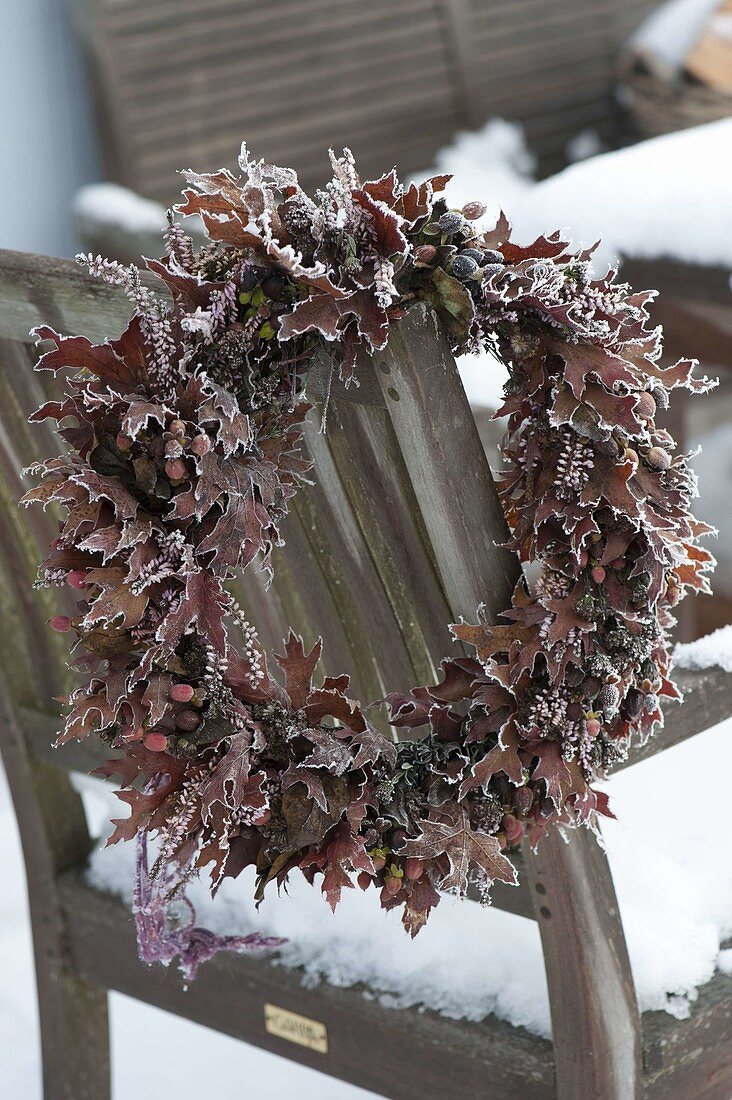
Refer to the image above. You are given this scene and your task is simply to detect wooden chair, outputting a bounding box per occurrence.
[73,0,663,201]
[1,246,731,1100]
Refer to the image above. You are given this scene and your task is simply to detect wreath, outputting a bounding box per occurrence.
[25,145,714,978]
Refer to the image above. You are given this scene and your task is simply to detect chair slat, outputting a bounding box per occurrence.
[57,868,554,1099]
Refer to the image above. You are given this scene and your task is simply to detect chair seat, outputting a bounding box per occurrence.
[57,868,732,1100]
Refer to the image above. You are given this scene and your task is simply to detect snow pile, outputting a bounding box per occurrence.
[674,622,732,671]
[424,112,732,270]
[79,711,732,1039]
[509,118,732,270]
[630,0,720,72]
[73,183,168,237]
[423,118,536,223]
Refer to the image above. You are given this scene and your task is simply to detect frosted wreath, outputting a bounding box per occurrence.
[24,146,714,977]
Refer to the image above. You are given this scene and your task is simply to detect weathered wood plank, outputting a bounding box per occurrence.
[524,829,643,1099]
[369,304,643,1099]
[57,869,555,1100]
[0,680,110,1100]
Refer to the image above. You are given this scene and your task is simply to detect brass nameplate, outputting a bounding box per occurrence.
[264,1003,328,1054]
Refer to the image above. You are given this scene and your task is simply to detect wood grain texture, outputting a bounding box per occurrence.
[524,829,643,1099]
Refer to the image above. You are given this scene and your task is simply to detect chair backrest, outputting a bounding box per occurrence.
[74,0,664,201]
[4,247,732,1100]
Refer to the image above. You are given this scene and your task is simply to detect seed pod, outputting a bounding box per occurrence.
[647,446,671,470]
[635,391,656,420]
[165,439,184,459]
[357,871,372,891]
[66,570,88,589]
[598,683,620,717]
[652,384,670,410]
[462,201,486,220]
[502,814,523,844]
[623,688,644,720]
[175,709,201,732]
[449,253,479,280]
[116,432,132,452]
[384,874,403,897]
[513,786,534,816]
[50,615,71,633]
[591,565,606,584]
[169,419,186,437]
[435,211,466,235]
[413,243,437,265]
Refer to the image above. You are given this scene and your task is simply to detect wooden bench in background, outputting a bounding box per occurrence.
[1,247,731,1099]
[74,0,664,197]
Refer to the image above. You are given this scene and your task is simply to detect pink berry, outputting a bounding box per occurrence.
[462,201,486,220]
[66,570,87,589]
[170,683,195,703]
[189,434,211,456]
[165,458,187,481]
[144,732,168,752]
[50,615,71,633]
[585,718,601,736]
[116,432,132,451]
[591,566,606,584]
[647,446,671,470]
[635,392,656,420]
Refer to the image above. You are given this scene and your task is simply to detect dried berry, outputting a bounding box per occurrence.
[647,446,671,470]
[449,254,479,280]
[461,201,486,220]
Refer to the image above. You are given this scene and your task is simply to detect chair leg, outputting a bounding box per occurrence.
[523,826,644,1100]
[32,955,109,1100]
[1,690,111,1099]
